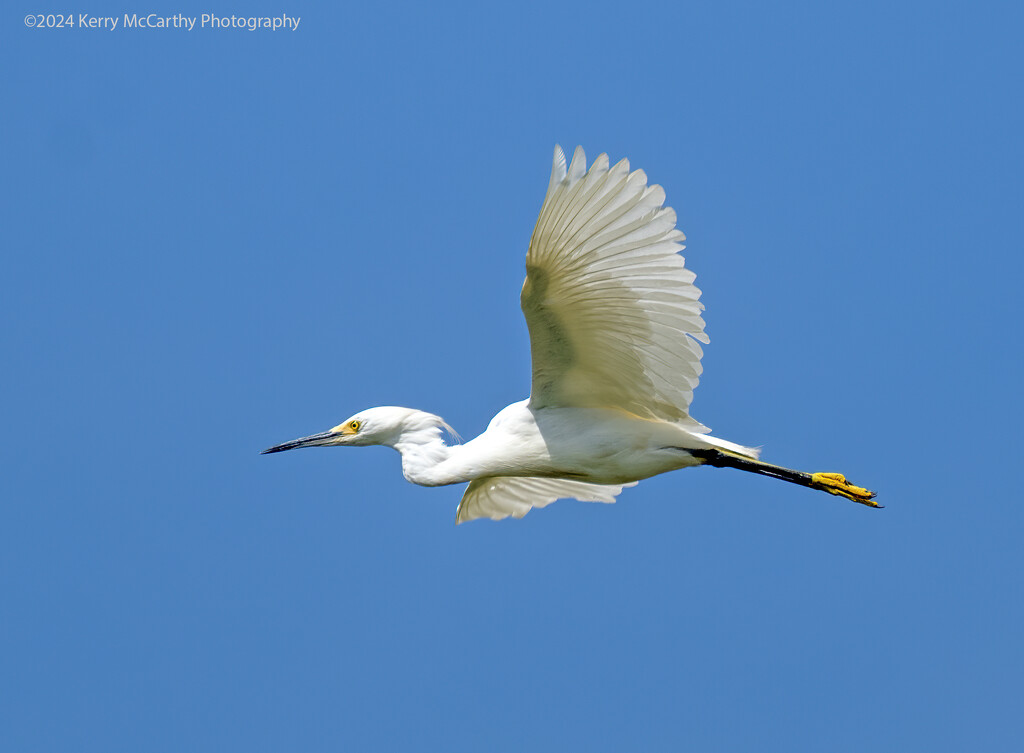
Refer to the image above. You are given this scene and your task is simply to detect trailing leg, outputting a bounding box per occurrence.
[689,449,880,508]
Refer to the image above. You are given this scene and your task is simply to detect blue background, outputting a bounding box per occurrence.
[4,1,1022,750]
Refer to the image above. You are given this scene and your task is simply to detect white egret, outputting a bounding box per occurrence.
[263,146,877,522]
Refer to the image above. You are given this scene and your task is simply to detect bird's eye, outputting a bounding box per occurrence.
[349,420,361,431]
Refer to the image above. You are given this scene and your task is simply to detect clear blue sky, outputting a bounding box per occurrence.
[3,1,1022,750]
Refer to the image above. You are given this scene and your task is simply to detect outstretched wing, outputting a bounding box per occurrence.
[522,146,708,426]
[456,476,636,524]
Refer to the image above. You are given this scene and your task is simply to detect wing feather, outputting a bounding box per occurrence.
[523,146,709,427]
[455,476,636,524]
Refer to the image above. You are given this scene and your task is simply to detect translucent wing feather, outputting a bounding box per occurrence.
[523,146,709,426]
[456,476,636,524]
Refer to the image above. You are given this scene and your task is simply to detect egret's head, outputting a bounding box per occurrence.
[261,407,448,454]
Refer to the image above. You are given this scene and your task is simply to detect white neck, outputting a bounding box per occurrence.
[386,412,461,487]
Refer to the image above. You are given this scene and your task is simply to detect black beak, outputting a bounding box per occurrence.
[260,430,339,454]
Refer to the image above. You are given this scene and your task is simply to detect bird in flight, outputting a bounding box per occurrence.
[263,146,878,522]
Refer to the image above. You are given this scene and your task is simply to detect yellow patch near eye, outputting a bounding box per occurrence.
[331,420,361,435]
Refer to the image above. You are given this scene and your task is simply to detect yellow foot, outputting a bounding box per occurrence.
[810,472,881,508]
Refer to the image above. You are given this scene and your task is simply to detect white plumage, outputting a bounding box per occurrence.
[458,475,635,526]
[263,146,878,521]
[524,146,709,430]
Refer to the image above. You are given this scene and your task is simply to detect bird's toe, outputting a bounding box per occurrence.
[810,472,880,508]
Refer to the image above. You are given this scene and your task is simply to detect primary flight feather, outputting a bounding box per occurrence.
[263,146,877,522]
